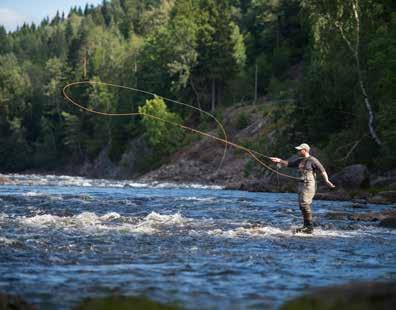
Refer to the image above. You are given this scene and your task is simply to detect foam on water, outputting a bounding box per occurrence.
[23,191,46,197]
[176,196,216,202]
[4,173,223,190]
[18,211,193,235]
[0,236,19,245]
[151,182,223,190]
[20,212,115,230]
[99,212,121,221]
[13,204,396,241]
[206,224,390,239]
[207,226,396,239]
[143,211,188,224]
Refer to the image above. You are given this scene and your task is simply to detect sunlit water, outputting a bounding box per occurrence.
[0,174,395,309]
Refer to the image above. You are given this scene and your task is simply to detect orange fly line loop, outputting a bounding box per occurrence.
[62,80,301,181]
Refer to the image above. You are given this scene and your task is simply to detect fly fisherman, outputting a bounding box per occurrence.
[270,143,335,234]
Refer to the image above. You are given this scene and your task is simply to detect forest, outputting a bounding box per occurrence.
[0,0,395,174]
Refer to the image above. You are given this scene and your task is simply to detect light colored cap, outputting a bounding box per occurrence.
[295,143,310,151]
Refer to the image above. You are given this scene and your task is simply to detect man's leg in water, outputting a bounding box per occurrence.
[297,183,315,233]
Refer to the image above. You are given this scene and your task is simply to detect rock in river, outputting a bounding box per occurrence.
[379,217,396,229]
[0,293,37,310]
[73,296,179,310]
[281,281,396,310]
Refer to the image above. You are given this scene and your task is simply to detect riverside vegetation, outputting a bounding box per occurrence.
[0,1,395,199]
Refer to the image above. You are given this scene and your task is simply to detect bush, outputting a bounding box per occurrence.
[236,112,250,130]
[138,96,184,156]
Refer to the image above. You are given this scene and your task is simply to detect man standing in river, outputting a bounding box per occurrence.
[270,143,335,234]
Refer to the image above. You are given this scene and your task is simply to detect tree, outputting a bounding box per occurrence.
[138,96,184,155]
[0,53,32,171]
[366,1,396,164]
[0,26,11,54]
[301,0,382,145]
[88,77,116,148]
[101,0,113,27]
[47,26,68,59]
[62,112,86,159]
[166,0,199,97]
[0,53,31,118]
[51,11,62,25]
[44,57,66,119]
[195,0,246,111]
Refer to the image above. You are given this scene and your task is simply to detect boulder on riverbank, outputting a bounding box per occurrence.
[0,293,37,310]
[331,164,370,189]
[73,296,179,310]
[281,281,396,310]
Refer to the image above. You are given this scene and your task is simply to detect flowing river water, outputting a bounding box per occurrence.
[0,174,395,309]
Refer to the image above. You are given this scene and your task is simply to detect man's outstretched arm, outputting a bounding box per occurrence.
[313,158,336,188]
[269,157,288,167]
[321,171,336,188]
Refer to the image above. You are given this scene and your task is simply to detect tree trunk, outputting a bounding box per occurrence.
[254,62,258,104]
[335,0,382,146]
[352,0,381,145]
[355,55,382,146]
[217,80,224,107]
[189,78,202,112]
[211,79,216,113]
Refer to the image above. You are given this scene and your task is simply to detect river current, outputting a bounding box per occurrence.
[0,174,395,309]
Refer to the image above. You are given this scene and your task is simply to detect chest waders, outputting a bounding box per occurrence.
[296,163,316,233]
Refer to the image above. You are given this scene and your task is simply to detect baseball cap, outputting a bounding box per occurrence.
[295,143,310,151]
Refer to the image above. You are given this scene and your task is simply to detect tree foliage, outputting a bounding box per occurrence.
[0,0,394,173]
[138,96,184,155]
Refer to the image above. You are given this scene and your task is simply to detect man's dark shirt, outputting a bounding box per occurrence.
[287,156,325,174]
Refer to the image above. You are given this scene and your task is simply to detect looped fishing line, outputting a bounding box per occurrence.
[62,81,300,181]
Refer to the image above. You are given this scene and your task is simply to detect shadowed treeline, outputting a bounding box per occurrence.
[0,0,394,174]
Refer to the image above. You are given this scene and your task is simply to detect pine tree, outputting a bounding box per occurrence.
[0,26,11,54]
[195,0,246,111]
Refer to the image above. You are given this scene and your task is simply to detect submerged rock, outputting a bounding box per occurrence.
[325,210,396,222]
[379,217,396,229]
[369,191,396,204]
[0,175,14,184]
[349,203,368,209]
[0,293,37,310]
[315,190,351,201]
[281,281,396,310]
[371,170,396,188]
[73,296,180,310]
[231,180,275,192]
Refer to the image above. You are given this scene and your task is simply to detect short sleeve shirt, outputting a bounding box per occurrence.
[287,156,325,174]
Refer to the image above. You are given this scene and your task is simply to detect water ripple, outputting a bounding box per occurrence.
[0,174,395,309]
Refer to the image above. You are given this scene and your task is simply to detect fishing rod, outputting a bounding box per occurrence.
[62,80,301,181]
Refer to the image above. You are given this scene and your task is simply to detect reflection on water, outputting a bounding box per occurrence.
[0,174,395,309]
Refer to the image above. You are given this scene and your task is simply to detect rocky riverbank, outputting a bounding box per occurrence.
[281,281,396,310]
[135,104,396,205]
[3,280,395,310]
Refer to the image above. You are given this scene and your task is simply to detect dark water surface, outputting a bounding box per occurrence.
[0,174,395,309]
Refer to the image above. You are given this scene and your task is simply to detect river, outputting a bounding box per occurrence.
[0,174,395,309]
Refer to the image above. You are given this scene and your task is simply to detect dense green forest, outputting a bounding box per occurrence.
[0,0,394,174]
